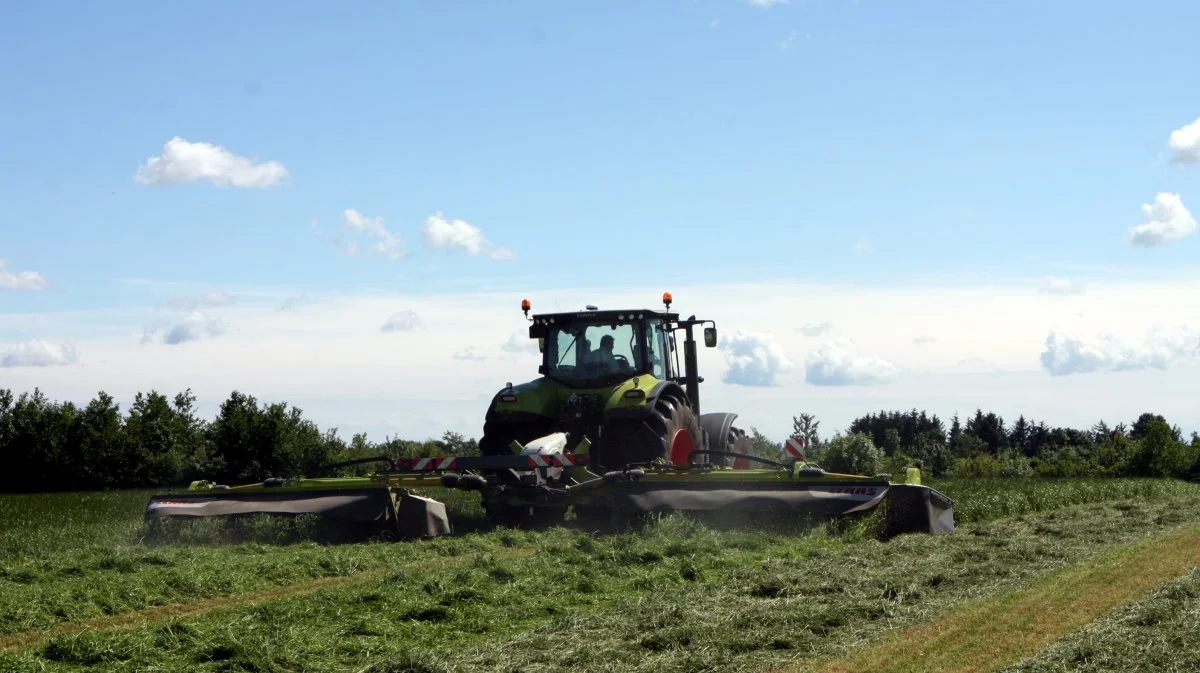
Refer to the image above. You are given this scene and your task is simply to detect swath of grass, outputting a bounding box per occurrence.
[0,547,535,654]
[794,521,1200,673]
[998,566,1200,673]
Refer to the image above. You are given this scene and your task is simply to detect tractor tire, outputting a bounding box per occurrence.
[727,427,756,468]
[600,393,704,469]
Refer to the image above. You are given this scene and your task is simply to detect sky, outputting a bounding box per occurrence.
[3,0,1200,443]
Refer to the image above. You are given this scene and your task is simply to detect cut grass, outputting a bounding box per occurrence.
[794,521,1200,673]
[1000,566,1200,673]
[1,478,1198,673]
[0,547,536,654]
[1,486,1198,672]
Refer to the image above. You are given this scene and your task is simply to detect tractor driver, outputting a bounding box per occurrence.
[585,334,621,370]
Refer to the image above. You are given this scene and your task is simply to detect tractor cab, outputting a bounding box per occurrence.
[522,292,718,400]
[527,307,674,390]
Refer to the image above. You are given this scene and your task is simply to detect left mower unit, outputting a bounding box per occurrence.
[145,475,452,539]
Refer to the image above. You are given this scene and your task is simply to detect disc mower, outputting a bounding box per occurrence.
[145,293,955,539]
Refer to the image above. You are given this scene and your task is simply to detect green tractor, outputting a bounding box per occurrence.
[479,292,753,472]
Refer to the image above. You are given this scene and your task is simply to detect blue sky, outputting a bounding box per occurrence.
[3,0,1200,442]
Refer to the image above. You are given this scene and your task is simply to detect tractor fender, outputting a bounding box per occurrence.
[698,412,738,451]
[602,379,689,422]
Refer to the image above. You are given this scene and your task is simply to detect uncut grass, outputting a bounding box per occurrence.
[5,489,1200,673]
[925,476,1200,523]
[999,566,1200,673]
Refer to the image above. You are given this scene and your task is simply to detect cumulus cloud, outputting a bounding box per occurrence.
[799,321,833,337]
[501,331,539,355]
[1039,276,1086,295]
[452,347,487,362]
[804,337,897,386]
[1168,116,1200,165]
[1129,193,1197,247]
[718,330,796,386]
[381,311,421,333]
[341,209,405,259]
[1040,326,1200,376]
[134,137,288,188]
[141,312,226,345]
[1,340,78,368]
[422,212,515,260]
[0,259,48,290]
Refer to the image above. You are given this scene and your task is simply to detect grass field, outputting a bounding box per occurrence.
[0,477,1197,672]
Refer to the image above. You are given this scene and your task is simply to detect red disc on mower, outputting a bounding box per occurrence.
[669,428,695,465]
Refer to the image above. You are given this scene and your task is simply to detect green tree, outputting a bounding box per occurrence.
[791,413,821,449]
[75,391,133,487]
[1129,416,1191,478]
[819,432,880,475]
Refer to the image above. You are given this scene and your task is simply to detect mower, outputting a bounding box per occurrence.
[145,293,955,539]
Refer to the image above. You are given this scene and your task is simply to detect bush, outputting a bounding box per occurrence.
[819,432,880,475]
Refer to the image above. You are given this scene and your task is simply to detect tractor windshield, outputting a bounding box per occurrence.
[545,318,648,386]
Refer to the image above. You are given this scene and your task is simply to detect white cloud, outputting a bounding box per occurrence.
[1038,276,1086,295]
[740,0,788,6]
[1168,116,1200,165]
[0,259,48,290]
[452,347,487,362]
[1040,326,1200,376]
[799,321,833,337]
[1,339,78,368]
[134,137,288,188]
[422,212,514,260]
[780,31,798,50]
[1129,193,1197,247]
[141,312,226,345]
[805,337,897,386]
[913,335,936,346]
[381,311,421,332]
[854,238,873,254]
[501,331,539,355]
[342,209,404,259]
[718,330,796,386]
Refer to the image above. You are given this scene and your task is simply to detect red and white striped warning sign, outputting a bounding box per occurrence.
[785,436,806,459]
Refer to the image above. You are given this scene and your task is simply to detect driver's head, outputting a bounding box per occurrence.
[600,335,614,351]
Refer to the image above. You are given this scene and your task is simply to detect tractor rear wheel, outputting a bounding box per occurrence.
[600,393,703,469]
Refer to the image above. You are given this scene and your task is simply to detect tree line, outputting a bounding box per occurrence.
[746,408,1200,481]
[0,387,477,494]
[2,387,1198,494]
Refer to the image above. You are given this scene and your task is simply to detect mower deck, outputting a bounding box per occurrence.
[144,450,955,540]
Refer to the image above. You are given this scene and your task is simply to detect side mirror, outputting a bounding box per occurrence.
[703,326,717,348]
[529,323,547,339]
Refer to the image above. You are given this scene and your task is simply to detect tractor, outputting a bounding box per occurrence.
[144,292,956,539]
[478,292,753,472]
